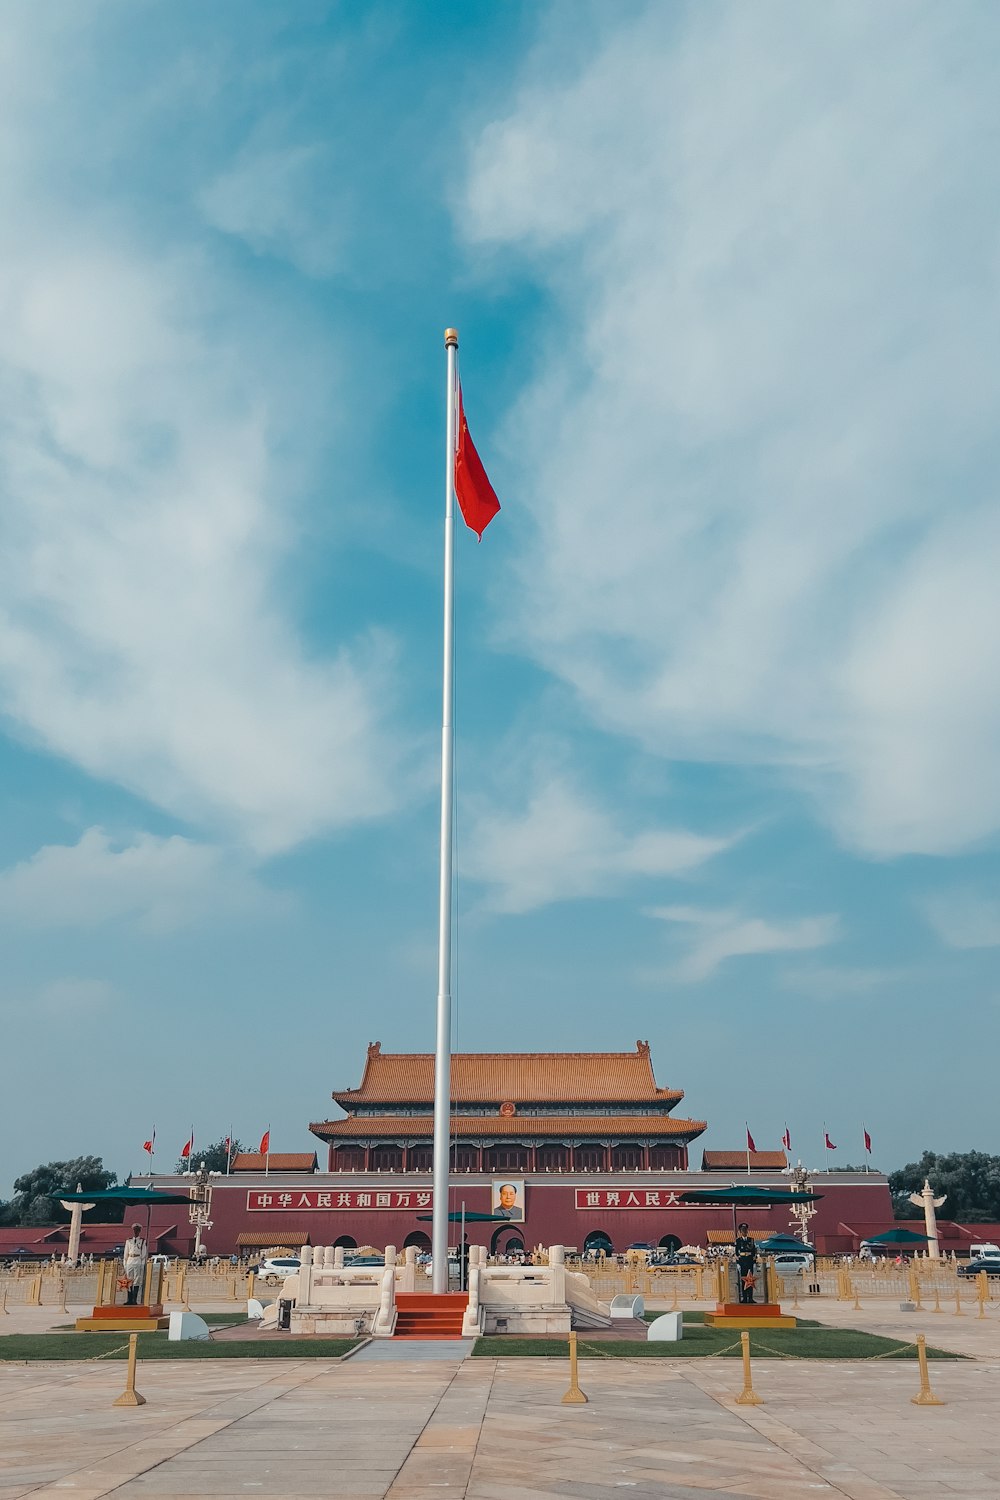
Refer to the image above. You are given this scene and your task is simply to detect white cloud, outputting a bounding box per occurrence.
[35,977,117,1015]
[463,3,1000,857]
[0,13,406,856]
[922,891,1000,950]
[462,773,733,914]
[0,827,273,934]
[780,964,913,1000]
[200,143,348,277]
[646,905,839,982]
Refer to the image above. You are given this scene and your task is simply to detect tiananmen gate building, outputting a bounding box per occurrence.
[136,1041,900,1257]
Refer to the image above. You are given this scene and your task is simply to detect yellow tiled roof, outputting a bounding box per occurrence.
[702,1150,788,1171]
[231,1153,317,1172]
[332,1040,684,1107]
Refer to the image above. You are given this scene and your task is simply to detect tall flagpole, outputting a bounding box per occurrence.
[431,327,459,1295]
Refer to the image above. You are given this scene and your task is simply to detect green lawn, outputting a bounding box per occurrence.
[0,1332,360,1361]
[472,1313,961,1361]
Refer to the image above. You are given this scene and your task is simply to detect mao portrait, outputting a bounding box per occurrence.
[492,1180,525,1220]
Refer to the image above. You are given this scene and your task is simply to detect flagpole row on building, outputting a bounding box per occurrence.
[431,329,459,1295]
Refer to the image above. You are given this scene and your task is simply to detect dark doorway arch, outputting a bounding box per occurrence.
[490,1225,525,1257]
[333,1235,357,1250]
[583,1229,613,1254]
[403,1230,430,1250]
[658,1233,681,1253]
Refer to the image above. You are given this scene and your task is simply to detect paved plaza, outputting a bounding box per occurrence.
[2,1303,1000,1499]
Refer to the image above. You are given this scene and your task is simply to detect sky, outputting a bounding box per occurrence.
[1,0,998,1195]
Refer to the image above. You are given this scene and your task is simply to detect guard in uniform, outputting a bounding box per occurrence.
[734,1223,757,1304]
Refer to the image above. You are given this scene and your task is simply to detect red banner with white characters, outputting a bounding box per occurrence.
[575,1188,689,1209]
[247,1189,434,1212]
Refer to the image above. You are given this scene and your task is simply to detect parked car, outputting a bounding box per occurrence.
[958,1256,1000,1278]
[969,1243,1000,1260]
[772,1252,813,1277]
[250,1256,302,1286]
[650,1252,700,1271]
[344,1255,384,1267]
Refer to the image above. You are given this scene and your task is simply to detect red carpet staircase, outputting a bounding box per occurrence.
[394,1292,468,1340]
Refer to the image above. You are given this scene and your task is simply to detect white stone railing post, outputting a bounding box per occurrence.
[298,1245,313,1305]
[374,1263,396,1337]
[462,1264,482,1337]
[333,1245,344,1269]
[550,1245,566,1307]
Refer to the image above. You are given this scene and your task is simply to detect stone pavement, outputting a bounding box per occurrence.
[2,1299,1000,1498]
[2,1349,1000,1499]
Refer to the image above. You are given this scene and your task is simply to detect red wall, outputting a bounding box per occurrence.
[144,1172,895,1256]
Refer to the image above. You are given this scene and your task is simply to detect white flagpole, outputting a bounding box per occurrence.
[431,327,459,1295]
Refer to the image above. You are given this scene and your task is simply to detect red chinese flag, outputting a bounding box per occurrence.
[746,1127,757,1153]
[825,1132,836,1151]
[223,1136,231,1153]
[142,1139,154,1155]
[454,384,500,540]
[180,1135,193,1159]
[259,1129,270,1155]
[864,1128,872,1153]
[781,1126,791,1151]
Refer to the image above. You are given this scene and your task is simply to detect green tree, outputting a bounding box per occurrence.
[175,1137,244,1174]
[889,1151,1000,1223]
[9,1157,119,1226]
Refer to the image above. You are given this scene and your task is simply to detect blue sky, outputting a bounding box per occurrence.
[1,0,998,1194]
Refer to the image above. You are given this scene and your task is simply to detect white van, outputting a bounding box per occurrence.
[970,1243,1000,1260]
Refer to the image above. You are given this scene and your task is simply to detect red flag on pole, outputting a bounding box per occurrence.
[746,1126,757,1154]
[454,383,500,540]
[223,1136,231,1154]
[824,1131,836,1151]
[142,1129,155,1156]
[259,1129,270,1156]
[781,1125,791,1151]
[863,1127,872,1153]
[180,1133,193,1160]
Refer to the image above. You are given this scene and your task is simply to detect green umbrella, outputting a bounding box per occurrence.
[679,1183,823,1244]
[58,1186,193,1247]
[58,1188,192,1205]
[862,1227,928,1246]
[761,1234,815,1254]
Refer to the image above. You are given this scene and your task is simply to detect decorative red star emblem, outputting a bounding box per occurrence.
[742,1271,756,1290]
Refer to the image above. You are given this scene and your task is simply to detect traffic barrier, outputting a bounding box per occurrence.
[910,1333,945,1407]
[734,1330,763,1406]
[560,1331,589,1405]
[112,1333,146,1408]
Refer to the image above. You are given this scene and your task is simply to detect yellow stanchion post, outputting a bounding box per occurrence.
[791,1279,800,1310]
[247,1271,256,1301]
[735,1331,763,1406]
[112,1333,146,1407]
[910,1334,945,1406]
[0,1285,8,1315]
[852,1280,861,1311]
[671,1279,679,1311]
[954,1285,964,1317]
[932,1283,942,1313]
[977,1271,987,1318]
[561,1331,589,1405]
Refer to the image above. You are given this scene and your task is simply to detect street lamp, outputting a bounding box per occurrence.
[188,1162,222,1260]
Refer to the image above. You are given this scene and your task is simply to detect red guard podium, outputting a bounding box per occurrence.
[75,1259,169,1332]
[704,1259,796,1329]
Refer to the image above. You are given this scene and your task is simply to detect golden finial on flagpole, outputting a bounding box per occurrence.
[444,328,459,347]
